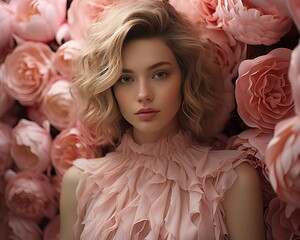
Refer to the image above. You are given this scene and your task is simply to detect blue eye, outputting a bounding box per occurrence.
[153,71,167,79]
[118,75,133,83]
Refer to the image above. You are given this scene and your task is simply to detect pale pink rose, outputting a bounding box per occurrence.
[216,0,292,45]
[67,0,122,40]
[4,169,56,220]
[288,41,300,115]
[4,214,42,240]
[42,77,75,131]
[266,115,300,208]
[0,82,15,118]
[227,128,276,207]
[1,41,56,106]
[0,1,14,49]
[53,40,83,79]
[265,196,300,240]
[43,215,60,240]
[51,120,97,176]
[11,119,52,173]
[235,48,295,133]
[27,104,48,127]
[169,0,215,28]
[9,0,67,43]
[287,0,300,31]
[0,122,12,177]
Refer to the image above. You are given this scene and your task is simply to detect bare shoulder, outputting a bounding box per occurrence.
[233,162,261,187]
[223,162,265,240]
[61,165,81,187]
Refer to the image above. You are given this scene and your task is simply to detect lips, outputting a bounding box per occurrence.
[135,108,159,121]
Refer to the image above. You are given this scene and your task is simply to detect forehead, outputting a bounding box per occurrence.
[121,37,178,68]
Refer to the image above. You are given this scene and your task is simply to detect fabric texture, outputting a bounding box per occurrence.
[73,129,248,240]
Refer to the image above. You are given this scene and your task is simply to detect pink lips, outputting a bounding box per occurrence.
[135,108,159,121]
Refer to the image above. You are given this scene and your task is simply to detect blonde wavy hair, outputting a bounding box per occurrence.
[72,0,222,146]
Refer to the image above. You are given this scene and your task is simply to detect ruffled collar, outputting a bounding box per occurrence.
[116,128,195,157]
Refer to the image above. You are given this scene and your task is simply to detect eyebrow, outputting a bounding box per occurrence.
[122,61,172,73]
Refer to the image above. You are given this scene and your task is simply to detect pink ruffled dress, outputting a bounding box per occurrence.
[73,130,249,239]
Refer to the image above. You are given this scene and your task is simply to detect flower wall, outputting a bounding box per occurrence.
[0,0,299,239]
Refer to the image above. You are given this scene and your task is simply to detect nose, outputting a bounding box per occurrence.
[136,80,153,103]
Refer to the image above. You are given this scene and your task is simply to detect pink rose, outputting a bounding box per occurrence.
[9,0,67,42]
[1,41,56,106]
[235,48,295,133]
[0,122,12,177]
[265,115,300,208]
[42,77,75,131]
[4,169,56,220]
[216,0,292,45]
[4,214,42,240]
[11,119,52,173]
[265,196,300,240]
[53,40,83,79]
[169,0,219,28]
[227,129,276,207]
[0,1,14,49]
[288,41,300,115]
[67,0,121,40]
[43,215,60,240]
[51,121,97,176]
[287,0,300,31]
[0,82,15,118]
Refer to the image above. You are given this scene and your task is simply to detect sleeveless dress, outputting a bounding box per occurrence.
[73,129,249,240]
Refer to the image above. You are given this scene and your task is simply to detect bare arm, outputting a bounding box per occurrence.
[60,166,81,240]
[223,162,266,240]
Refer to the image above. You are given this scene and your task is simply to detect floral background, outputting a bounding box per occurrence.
[0,0,299,239]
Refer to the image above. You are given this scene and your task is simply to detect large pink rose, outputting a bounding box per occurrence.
[0,122,12,177]
[235,48,295,133]
[288,41,300,115]
[53,39,83,79]
[67,0,122,40]
[11,119,52,173]
[287,0,300,31]
[265,196,300,240]
[227,128,276,207]
[51,121,97,176]
[265,115,300,208]
[42,77,75,131]
[4,169,56,220]
[4,214,42,240]
[216,0,292,45]
[43,215,60,240]
[9,0,67,42]
[1,41,56,106]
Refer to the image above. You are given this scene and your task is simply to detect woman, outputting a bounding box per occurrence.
[60,0,266,239]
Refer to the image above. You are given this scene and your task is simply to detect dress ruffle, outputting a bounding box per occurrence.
[73,130,248,240]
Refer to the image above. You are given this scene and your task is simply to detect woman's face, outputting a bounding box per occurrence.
[113,37,182,144]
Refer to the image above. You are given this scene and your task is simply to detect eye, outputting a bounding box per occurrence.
[153,71,168,79]
[118,75,133,83]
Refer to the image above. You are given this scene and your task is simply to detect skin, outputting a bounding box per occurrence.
[60,37,266,240]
